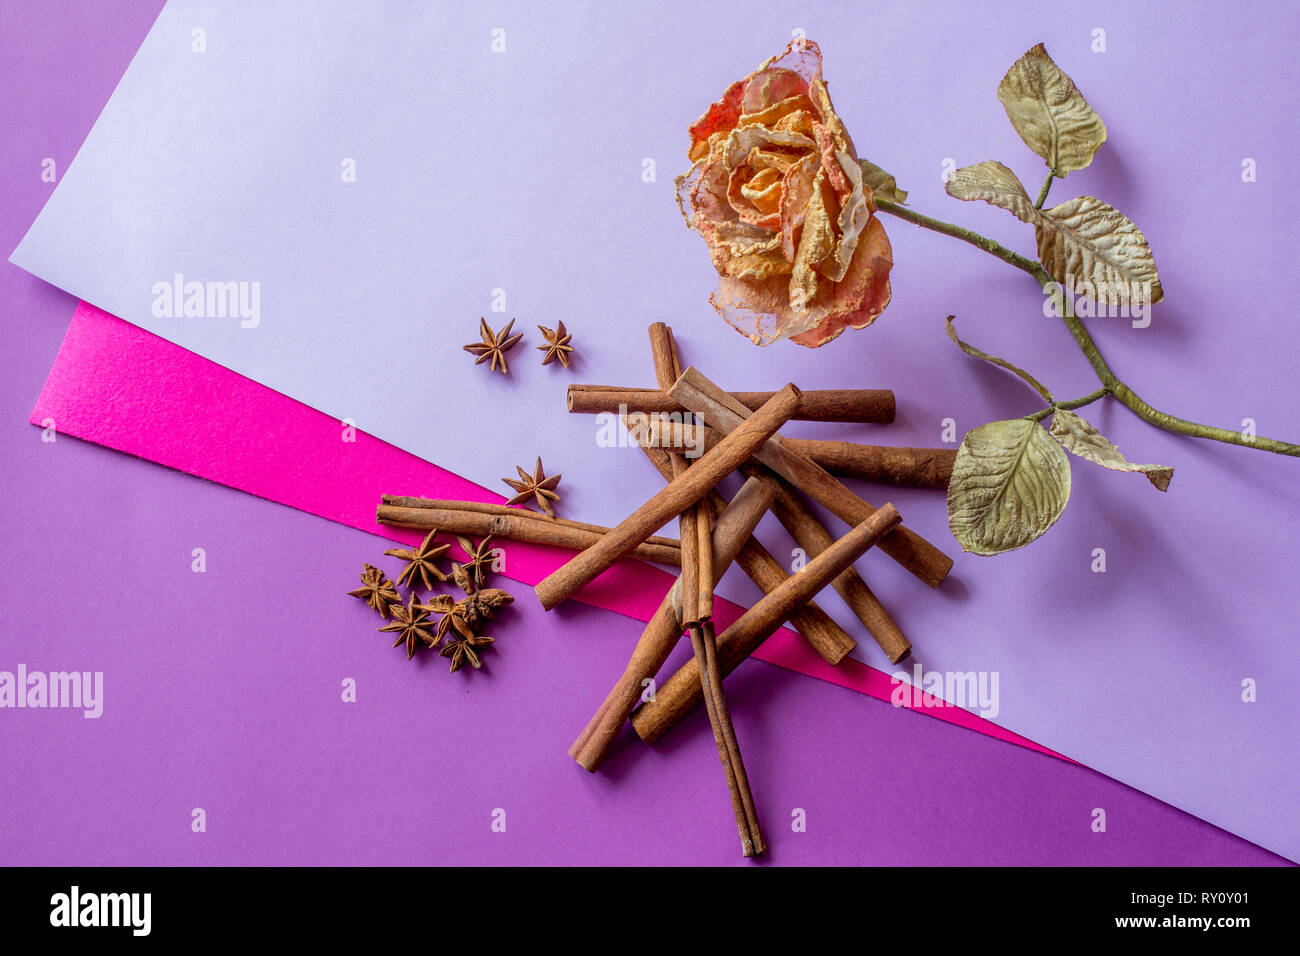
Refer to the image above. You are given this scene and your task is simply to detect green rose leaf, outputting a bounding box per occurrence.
[945,315,1053,402]
[944,161,1038,224]
[997,43,1107,176]
[1037,196,1164,305]
[859,159,908,204]
[944,164,1163,307]
[1049,408,1174,491]
[948,419,1072,555]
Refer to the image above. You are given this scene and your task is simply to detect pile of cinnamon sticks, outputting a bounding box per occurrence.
[378,323,956,858]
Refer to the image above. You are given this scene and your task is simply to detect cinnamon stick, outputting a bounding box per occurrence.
[534,384,802,610]
[569,477,775,772]
[678,502,700,623]
[693,501,715,623]
[381,496,682,550]
[650,322,698,605]
[691,620,765,855]
[680,483,764,855]
[783,440,954,488]
[647,322,712,619]
[669,367,954,589]
[648,322,685,421]
[745,466,912,664]
[689,620,760,855]
[650,322,764,856]
[633,431,856,667]
[567,384,894,423]
[376,503,681,566]
[731,537,856,665]
[639,422,954,488]
[691,504,763,853]
[631,504,902,745]
[570,326,849,772]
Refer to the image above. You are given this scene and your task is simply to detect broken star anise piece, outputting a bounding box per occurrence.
[463,317,524,375]
[416,564,516,643]
[537,321,574,368]
[440,633,495,673]
[502,457,562,517]
[450,561,477,597]
[347,563,401,618]
[436,563,515,637]
[456,535,496,587]
[463,592,514,633]
[379,591,435,660]
[383,529,450,591]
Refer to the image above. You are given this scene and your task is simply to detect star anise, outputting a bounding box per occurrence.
[537,321,574,368]
[440,633,495,673]
[379,591,435,660]
[346,563,401,617]
[423,565,515,641]
[456,535,496,587]
[463,317,523,374]
[383,529,450,591]
[502,457,562,517]
[416,593,470,642]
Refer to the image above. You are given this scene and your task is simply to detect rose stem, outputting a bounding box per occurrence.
[669,366,953,589]
[874,197,1300,457]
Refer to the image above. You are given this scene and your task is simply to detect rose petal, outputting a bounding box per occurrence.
[789,169,836,316]
[710,222,788,280]
[727,163,781,230]
[818,149,871,283]
[747,147,799,174]
[740,166,783,215]
[720,126,816,232]
[687,79,744,162]
[813,123,851,197]
[710,208,892,347]
[711,270,796,345]
[779,154,817,262]
[741,67,808,113]
[689,154,736,238]
[683,38,892,348]
[737,93,817,133]
[790,215,893,347]
[720,125,815,168]
[809,77,856,157]
[772,108,815,138]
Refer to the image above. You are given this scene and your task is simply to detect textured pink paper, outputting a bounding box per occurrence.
[33,301,1064,760]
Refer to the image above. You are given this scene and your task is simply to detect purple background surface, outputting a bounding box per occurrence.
[0,1,1291,865]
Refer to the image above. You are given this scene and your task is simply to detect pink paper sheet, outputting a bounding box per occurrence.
[33,301,1065,760]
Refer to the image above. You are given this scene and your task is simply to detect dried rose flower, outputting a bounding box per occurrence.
[676,39,893,348]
